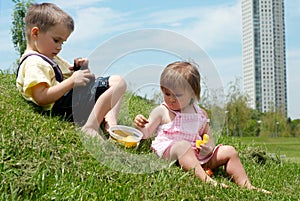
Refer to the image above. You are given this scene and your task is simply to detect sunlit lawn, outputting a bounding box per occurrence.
[239,137,300,163]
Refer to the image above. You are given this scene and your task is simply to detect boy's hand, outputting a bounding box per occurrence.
[70,57,89,71]
[134,114,149,128]
[72,69,95,86]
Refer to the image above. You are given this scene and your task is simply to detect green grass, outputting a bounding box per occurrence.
[1,72,300,200]
[239,137,300,164]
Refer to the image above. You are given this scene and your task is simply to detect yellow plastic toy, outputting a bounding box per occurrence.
[196,134,210,148]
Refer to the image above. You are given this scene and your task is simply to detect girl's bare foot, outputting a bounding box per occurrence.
[207,179,229,188]
[249,186,272,194]
[255,187,272,194]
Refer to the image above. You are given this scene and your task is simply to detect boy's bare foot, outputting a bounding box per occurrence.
[81,127,105,140]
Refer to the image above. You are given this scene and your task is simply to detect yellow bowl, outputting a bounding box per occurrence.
[108,125,143,148]
[117,136,138,148]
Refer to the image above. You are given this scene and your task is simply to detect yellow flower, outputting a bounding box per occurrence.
[196,140,204,148]
[203,134,209,144]
[196,134,210,148]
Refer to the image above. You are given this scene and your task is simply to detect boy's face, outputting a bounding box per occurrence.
[32,24,72,59]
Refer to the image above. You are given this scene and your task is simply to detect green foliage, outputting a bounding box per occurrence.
[1,73,300,200]
[260,107,291,137]
[243,119,259,137]
[225,77,252,137]
[288,118,300,137]
[224,77,299,137]
[11,0,34,57]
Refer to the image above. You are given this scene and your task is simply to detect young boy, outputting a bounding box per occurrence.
[16,3,126,138]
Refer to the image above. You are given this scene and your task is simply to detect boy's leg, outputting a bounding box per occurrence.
[103,76,125,129]
[82,75,126,136]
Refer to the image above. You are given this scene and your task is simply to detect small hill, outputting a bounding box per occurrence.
[1,73,299,200]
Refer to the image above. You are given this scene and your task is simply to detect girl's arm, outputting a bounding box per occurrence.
[134,106,164,139]
[198,110,215,156]
[202,120,216,148]
[201,109,215,147]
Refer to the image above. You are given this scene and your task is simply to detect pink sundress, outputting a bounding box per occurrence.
[151,103,221,164]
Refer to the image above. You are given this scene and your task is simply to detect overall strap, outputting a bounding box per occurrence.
[16,53,63,82]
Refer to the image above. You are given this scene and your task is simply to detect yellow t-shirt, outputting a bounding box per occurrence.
[16,50,73,110]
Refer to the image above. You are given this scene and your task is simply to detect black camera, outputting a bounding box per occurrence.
[73,57,88,71]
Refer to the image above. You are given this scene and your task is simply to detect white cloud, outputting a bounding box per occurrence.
[61,1,245,93]
[285,0,300,17]
[62,1,243,53]
[0,7,19,70]
[69,7,140,43]
[287,49,300,59]
[0,30,14,52]
[184,5,241,51]
[49,0,105,9]
[279,49,300,119]
[144,2,242,51]
[213,55,243,86]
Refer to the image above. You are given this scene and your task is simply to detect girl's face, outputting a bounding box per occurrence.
[32,24,71,59]
[162,87,194,111]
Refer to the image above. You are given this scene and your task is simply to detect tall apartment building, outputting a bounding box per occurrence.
[241,0,287,114]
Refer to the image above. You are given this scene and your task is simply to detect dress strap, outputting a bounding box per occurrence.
[161,103,180,115]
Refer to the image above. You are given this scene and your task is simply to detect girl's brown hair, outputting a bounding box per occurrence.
[160,61,201,100]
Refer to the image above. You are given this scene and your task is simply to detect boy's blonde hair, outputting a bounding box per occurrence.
[24,3,74,41]
[160,61,201,100]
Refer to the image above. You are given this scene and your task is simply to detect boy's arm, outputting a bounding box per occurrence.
[32,69,93,106]
[31,79,73,106]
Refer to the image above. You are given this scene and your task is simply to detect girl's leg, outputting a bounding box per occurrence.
[168,141,225,187]
[208,145,252,188]
[208,145,271,193]
[82,75,126,136]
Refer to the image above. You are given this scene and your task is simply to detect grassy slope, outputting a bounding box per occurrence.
[1,73,300,200]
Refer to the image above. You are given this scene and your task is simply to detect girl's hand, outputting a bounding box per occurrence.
[71,69,95,87]
[134,114,149,128]
[198,144,213,156]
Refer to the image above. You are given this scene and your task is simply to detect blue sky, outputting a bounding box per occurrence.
[0,0,299,119]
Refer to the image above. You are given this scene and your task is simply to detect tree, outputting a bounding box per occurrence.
[11,0,34,57]
[225,77,253,137]
[260,104,290,137]
[289,119,300,137]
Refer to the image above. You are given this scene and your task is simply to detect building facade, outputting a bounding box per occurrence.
[241,0,287,114]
